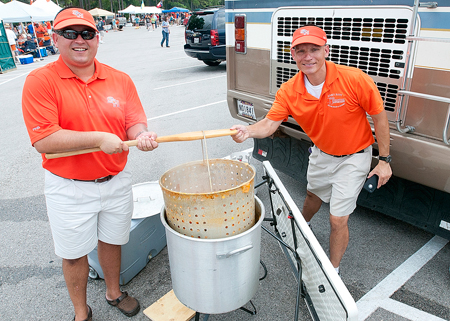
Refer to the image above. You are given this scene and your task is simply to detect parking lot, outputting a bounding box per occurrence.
[1,24,449,321]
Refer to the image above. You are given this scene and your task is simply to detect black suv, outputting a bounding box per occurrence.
[184,7,225,66]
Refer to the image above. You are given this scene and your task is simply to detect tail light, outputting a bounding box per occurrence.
[210,29,219,46]
[235,15,246,54]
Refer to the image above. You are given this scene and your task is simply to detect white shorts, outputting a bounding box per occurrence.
[307,145,372,217]
[44,166,133,259]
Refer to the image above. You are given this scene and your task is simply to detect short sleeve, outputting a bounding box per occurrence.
[266,85,290,122]
[22,73,61,146]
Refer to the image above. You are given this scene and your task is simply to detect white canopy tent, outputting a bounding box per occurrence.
[142,6,162,14]
[0,0,56,61]
[89,7,115,17]
[0,0,55,22]
[118,5,161,15]
[118,5,137,14]
[31,0,62,17]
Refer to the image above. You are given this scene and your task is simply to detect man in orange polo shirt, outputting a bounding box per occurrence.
[231,25,392,275]
[22,7,157,321]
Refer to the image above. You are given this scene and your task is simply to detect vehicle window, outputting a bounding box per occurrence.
[187,13,214,30]
[216,10,225,30]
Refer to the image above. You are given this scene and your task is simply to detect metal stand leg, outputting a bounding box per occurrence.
[194,312,209,321]
[239,300,257,315]
[194,300,255,320]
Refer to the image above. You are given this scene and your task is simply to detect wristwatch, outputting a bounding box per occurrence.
[379,155,392,163]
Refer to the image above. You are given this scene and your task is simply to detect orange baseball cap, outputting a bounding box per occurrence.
[53,8,98,31]
[291,26,327,49]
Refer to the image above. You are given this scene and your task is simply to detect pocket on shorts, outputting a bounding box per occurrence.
[309,146,329,169]
[115,165,132,194]
[44,171,87,209]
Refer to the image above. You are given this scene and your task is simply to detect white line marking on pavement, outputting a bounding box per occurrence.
[153,74,226,90]
[147,100,227,121]
[380,298,446,321]
[356,235,448,320]
[0,72,29,85]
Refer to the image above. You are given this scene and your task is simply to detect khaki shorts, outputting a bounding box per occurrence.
[44,166,133,259]
[307,145,372,217]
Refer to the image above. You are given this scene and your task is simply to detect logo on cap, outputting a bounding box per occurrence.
[300,29,309,35]
[72,10,84,19]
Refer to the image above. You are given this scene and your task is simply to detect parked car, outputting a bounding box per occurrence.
[184,7,225,66]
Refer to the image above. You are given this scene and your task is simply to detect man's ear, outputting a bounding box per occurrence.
[324,44,330,58]
[52,32,58,48]
[290,47,296,59]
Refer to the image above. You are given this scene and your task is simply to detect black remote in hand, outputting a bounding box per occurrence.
[364,175,379,193]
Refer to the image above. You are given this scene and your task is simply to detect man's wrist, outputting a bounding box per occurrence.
[134,130,146,139]
[378,155,392,163]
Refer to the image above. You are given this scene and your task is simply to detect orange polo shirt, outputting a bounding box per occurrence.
[267,60,384,156]
[35,24,47,39]
[22,57,148,180]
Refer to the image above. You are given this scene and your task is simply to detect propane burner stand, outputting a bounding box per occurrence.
[194,300,256,321]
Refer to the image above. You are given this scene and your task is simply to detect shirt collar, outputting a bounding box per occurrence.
[54,57,107,81]
[294,60,338,94]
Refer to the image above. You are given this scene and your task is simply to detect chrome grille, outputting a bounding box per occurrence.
[328,45,403,79]
[375,82,399,112]
[271,8,413,120]
[277,17,408,44]
[276,67,298,88]
[276,42,405,80]
[276,64,398,112]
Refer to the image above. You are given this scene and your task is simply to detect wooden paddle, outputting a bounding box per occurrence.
[44,129,238,159]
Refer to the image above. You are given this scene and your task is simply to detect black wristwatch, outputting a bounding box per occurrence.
[379,155,392,163]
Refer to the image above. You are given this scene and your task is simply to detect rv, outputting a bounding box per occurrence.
[225,0,450,239]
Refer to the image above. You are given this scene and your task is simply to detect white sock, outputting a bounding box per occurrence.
[335,266,340,274]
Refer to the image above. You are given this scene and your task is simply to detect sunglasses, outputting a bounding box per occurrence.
[55,29,97,40]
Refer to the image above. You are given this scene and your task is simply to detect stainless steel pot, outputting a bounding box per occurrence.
[161,196,265,314]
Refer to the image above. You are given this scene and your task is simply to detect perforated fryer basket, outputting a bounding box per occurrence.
[159,159,255,239]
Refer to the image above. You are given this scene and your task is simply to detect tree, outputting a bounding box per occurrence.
[32,0,223,12]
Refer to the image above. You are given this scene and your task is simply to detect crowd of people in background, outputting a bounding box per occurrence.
[4,20,56,61]
[4,11,191,64]
[130,12,190,29]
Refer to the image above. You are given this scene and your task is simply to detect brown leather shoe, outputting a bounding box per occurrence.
[106,291,140,317]
[73,305,92,321]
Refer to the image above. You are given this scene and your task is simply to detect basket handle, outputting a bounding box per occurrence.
[216,244,253,259]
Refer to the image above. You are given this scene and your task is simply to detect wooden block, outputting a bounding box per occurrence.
[143,289,196,321]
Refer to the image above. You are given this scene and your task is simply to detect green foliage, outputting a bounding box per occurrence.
[3,0,224,12]
[54,0,223,11]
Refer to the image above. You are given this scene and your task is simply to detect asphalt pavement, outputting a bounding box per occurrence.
[1,24,449,321]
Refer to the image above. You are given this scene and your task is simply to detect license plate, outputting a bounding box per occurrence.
[237,100,256,120]
[194,37,200,44]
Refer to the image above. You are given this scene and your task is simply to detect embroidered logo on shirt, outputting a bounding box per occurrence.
[327,93,345,108]
[107,96,120,108]
[32,126,40,131]
[72,10,84,18]
[106,97,120,107]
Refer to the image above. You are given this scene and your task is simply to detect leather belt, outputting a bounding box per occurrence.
[323,149,365,158]
[73,175,115,183]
